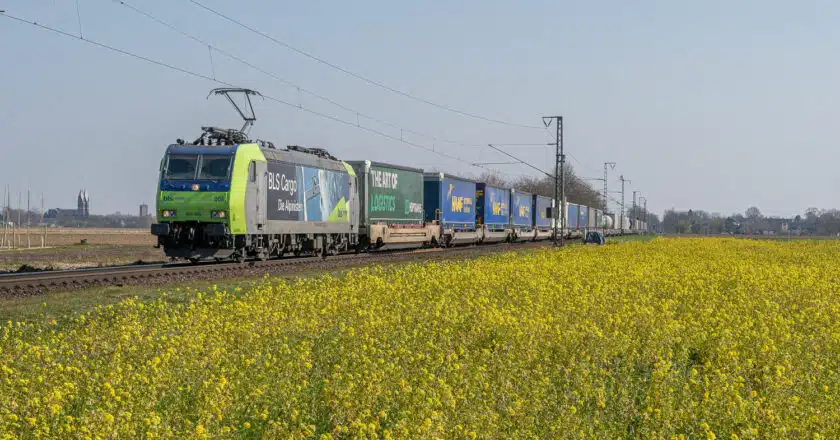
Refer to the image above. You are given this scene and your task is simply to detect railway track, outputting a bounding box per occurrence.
[0,239,569,299]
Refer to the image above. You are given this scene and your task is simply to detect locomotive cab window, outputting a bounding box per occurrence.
[198,155,233,180]
[248,161,256,182]
[164,155,198,180]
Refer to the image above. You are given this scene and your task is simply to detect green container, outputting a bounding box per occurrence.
[348,161,425,226]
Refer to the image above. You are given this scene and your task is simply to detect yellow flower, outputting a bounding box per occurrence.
[0,238,837,437]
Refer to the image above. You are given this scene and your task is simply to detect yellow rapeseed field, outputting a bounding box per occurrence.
[2,238,840,439]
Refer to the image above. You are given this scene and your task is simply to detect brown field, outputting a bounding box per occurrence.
[0,228,161,272]
[0,227,154,247]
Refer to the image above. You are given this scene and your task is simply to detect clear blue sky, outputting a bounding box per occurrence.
[2,0,839,217]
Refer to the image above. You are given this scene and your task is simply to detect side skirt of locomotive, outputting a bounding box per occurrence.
[153,222,357,261]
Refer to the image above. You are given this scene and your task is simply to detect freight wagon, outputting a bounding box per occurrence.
[568,204,580,231]
[423,173,478,246]
[533,195,554,241]
[348,160,437,250]
[475,183,511,243]
[587,207,598,229]
[620,215,631,231]
[511,190,534,241]
[579,205,589,233]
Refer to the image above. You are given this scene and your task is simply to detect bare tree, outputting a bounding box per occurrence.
[474,170,509,188]
[745,206,762,220]
[471,164,604,209]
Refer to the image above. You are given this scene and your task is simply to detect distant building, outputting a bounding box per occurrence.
[44,208,78,222]
[139,203,149,217]
[46,190,90,221]
[76,189,90,219]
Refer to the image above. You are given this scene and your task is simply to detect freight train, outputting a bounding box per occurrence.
[151,89,647,262]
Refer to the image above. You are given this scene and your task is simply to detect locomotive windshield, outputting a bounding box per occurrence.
[164,155,198,180]
[163,154,232,180]
[198,155,233,180]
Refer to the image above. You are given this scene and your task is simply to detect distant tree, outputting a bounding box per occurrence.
[511,175,551,197]
[507,164,604,210]
[471,164,603,209]
[474,170,509,188]
[725,217,741,234]
[745,206,762,220]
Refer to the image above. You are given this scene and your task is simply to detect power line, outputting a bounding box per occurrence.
[112,0,478,151]
[112,0,551,178]
[482,143,550,147]
[566,152,601,175]
[471,161,520,166]
[2,12,219,82]
[486,144,552,177]
[186,0,543,130]
[0,11,481,170]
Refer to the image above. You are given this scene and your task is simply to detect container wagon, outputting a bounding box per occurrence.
[348,160,436,250]
[621,215,631,231]
[600,213,614,235]
[587,207,598,229]
[568,204,580,232]
[511,189,534,241]
[423,173,478,246]
[579,205,589,233]
[533,195,554,241]
[475,182,512,243]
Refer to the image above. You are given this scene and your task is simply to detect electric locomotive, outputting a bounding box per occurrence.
[151,88,359,262]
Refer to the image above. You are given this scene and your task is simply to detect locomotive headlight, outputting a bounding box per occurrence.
[161,210,176,218]
[211,210,226,218]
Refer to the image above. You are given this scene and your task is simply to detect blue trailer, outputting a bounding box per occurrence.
[511,190,534,241]
[533,195,554,241]
[424,173,479,246]
[475,183,510,231]
[579,205,589,231]
[534,196,553,230]
[568,203,579,229]
[511,190,533,228]
[476,183,511,243]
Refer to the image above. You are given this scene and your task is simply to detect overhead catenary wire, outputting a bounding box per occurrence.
[0,11,487,170]
[486,144,553,178]
[566,152,603,176]
[111,0,482,151]
[186,0,543,130]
